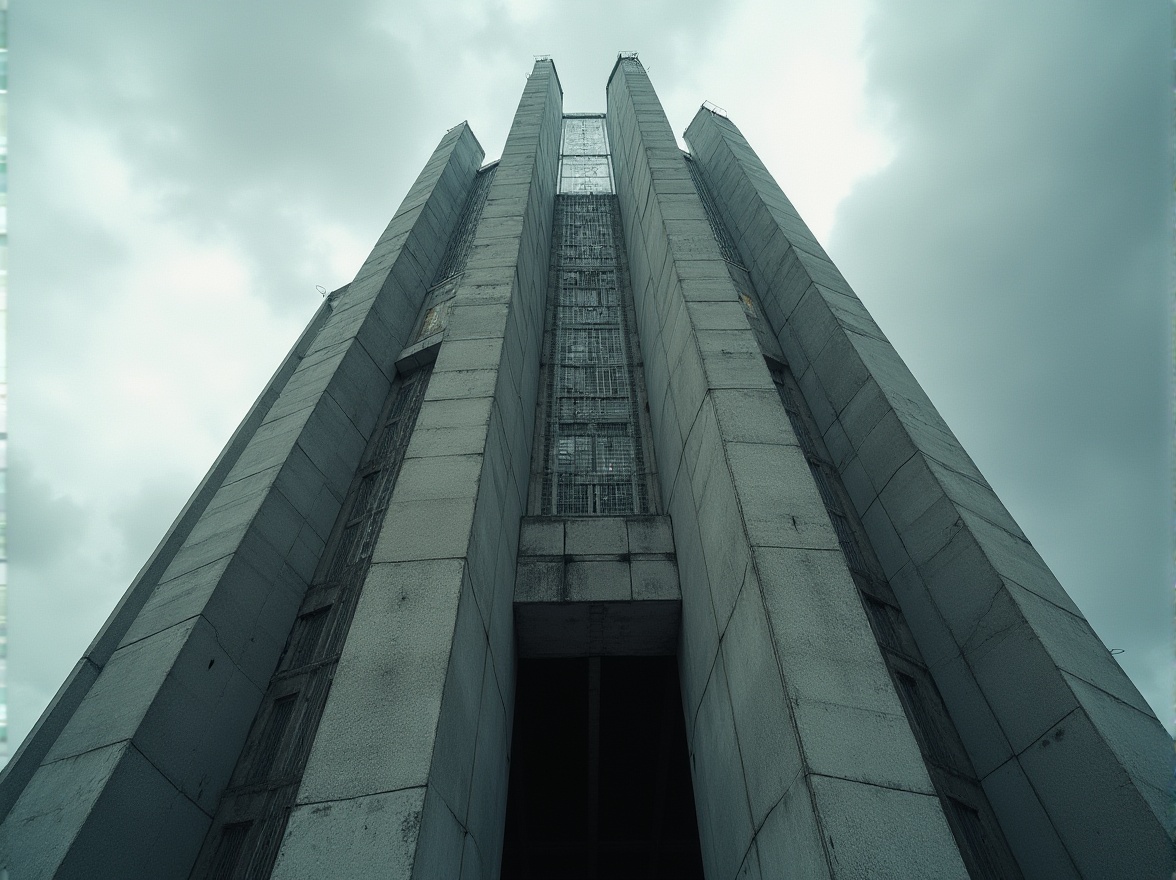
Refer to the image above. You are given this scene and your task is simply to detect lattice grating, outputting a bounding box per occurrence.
[537,194,654,515]
[432,165,496,285]
[685,153,745,268]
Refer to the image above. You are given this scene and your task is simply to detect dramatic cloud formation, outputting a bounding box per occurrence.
[832,0,1170,727]
[9,0,1168,755]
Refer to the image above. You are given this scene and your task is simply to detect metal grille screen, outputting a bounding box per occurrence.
[536,193,653,515]
[559,115,614,194]
[191,365,432,880]
[413,164,497,345]
[434,164,496,284]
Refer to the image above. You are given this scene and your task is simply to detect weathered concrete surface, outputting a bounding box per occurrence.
[514,515,681,656]
[685,105,1175,878]
[0,293,335,829]
[269,59,563,880]
[0,124,485,879]
[607,57,968,880]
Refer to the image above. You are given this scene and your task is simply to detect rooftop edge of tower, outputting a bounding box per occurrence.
[445,120,486,165]
[531,55,563,97]
[606,51,643,89]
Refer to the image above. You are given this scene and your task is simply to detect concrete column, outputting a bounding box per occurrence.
[606,57,969,880]
[0,292,334,827]
[0,123,484,880]
[268,59,562,880]
[685,106,1173,878]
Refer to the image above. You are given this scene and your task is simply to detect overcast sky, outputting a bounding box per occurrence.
[9,0,1170,756]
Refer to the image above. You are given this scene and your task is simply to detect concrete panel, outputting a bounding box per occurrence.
[465,654,510,870]
[792,695,935,793]
[2,743,132,878]
[626,515,674,554]
[519,517,563,556]
[565,516,628,556]
[720,582,802,829]
[709,387,795,446]
[981,758,1081,880]
[673,501,721,734]
[963,588,1079,753]
[724,440,839,552]
[429,582,489,822]
[2,742,211,880]
[514,559,562,603]
[46,616,263,812]
[271,787,426,880]
[755,546,895,714]
[1018,708,1175,877]
[1061,674,1171,825]
[513,513,683,660]
[696,466,753,632]
[735,841,762,880]
[459,833,486,880]
[928,652,1013,778]
[630,558,679,600]
[565,559,631,601]
[296,559,465,804]
[752,778,831,880]
[810,775,969,879]
[689,652,755,880]
[374,496,477,563]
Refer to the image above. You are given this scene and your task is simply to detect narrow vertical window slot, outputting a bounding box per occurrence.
[191,365,434,880]
[248,695,296,783]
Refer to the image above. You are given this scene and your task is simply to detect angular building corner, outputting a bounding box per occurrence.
[679,97,1172,879]
[0,54,1170,880]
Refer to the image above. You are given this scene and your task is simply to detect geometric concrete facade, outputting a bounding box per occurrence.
[1,55,1170,879]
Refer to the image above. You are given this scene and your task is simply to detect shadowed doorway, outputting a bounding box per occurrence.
[500,656,704,879]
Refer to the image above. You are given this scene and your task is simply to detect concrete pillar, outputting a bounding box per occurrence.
[685,105,1174,878]
[0,123,484,880]
[606,56,969,880]
[0,292,334,827]
[268,59,563,880]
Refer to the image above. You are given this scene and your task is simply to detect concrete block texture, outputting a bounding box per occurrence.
[0,123,486,876]
[513,515,682,657]
[275,59,564,879]
[608,59,967,878]
[1,742,211,880]
[685,104,1174,876]
[270,786,426,880]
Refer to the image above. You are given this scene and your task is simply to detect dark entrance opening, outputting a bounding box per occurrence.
[500,656,704,879]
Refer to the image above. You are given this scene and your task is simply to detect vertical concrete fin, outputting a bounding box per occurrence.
[0,292,334,827]
[0,124,484,880]
[686,105,1174,877]
[607,57,970,880]
[268,59,562,880]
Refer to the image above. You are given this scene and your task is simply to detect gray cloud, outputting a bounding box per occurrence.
[831,0,1169,721]
[7,455,88,568]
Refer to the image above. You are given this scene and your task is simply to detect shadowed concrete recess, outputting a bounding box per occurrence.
[1,54,1169,880]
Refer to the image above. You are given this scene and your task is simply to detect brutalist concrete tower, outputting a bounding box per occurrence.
[1,56,1170,880]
